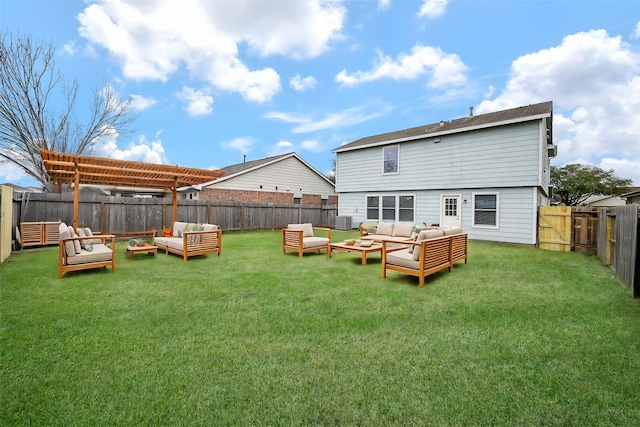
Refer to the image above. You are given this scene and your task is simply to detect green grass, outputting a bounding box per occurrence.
[2,230,640,425]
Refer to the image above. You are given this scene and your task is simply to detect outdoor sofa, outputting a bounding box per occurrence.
[382,228,468,287]
[154,221,222,261]
[359,220,416,243]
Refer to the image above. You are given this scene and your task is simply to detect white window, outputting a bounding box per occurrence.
[366,195,414,221]
[473,193,499,228]
[383,145,399,174]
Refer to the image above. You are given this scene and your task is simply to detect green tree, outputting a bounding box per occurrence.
[0,31,137,186]
[550,164,632,206]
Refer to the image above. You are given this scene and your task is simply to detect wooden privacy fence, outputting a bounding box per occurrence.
[12,192,338,239]
[538,206,598,253]
[597,205,640,298]
[540,204,639,297]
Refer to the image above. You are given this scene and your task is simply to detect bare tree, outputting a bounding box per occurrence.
[0,31,137,186]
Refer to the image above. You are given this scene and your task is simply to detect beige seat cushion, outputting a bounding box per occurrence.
[302,237,329,249]
[59,223,75,256]
[65,243,112,265]
[288,223,314,238]
[386,248,420,270]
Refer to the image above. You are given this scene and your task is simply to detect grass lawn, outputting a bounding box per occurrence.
[2,230,640,425]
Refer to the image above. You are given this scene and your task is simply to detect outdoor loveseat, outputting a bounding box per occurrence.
[282,223,331,257]
[154,221,222,261]
[58,223,116,279]
[382,228,468,287]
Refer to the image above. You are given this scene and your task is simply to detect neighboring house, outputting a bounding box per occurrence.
[334,101,556,245]
[580,194,627,208]
[621,188,640,205]
[193,152,337,206]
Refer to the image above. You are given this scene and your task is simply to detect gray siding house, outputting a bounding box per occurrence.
[334,101,556,245]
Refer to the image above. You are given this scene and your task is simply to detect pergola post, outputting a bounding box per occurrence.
[73,167,80,230]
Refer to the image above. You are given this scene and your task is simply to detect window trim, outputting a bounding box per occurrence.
[382,145,400,175]
[472,192,499,229]
[366,194,415,222]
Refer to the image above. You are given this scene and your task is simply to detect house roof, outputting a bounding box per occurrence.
[335,101,553,152]
[192,152,335,189]
[621,187,640,198]
[40,149,224,190]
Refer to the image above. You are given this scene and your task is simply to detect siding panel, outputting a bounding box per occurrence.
[209,157,334,197]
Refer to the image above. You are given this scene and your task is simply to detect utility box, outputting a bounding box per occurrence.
[335,216,352,230]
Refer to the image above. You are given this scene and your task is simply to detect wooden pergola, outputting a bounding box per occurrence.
[40,149,224,229]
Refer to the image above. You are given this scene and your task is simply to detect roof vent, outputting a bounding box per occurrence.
[439,120,444,127]
[469,106,474,117]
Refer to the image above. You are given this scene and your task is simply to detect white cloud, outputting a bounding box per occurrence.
[633,21,640,39]
[335,44,467,88]
[0,161,31,182]
[378,0,391,11]
[290,74,318,92]
[77,0,345,103]
[61,40,75,56]
[265,104,391,134]
[476,29,640,185]
[221,137,256,153]
[91,126,167,164]
[300,139,323,152]
[176,86,214,116]
[418,0,449,19]
[130,94,158,111]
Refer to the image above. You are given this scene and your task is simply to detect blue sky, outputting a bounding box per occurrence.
[2,0,640,187]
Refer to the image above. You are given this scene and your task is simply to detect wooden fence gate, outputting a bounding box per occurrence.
[538,206,599,253]
[538,206,572,252]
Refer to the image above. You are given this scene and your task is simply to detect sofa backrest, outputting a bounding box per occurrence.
[173,221,219,236]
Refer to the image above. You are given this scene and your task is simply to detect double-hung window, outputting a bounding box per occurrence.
[367,195,414,222]
[473,193,499,227]
[383,145,399,174]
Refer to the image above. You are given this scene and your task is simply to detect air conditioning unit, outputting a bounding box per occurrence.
[335,216,352,230]
[547,144,557,158]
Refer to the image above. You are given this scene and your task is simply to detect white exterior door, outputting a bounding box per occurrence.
[441,195,462,228]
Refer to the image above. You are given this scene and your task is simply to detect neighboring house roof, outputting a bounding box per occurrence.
[1,183,43,193]
[187,152,335,190]
[335,101,553,152]
[581,194,627,207]
[621,187,640,198]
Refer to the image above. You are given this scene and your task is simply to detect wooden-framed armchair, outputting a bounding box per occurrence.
[282,223,331,257]
[58,223,116,279]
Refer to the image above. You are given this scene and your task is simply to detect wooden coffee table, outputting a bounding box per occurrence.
[328,241,382,265]
[126,243,158,258]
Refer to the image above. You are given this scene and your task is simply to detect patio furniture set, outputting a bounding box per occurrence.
[57,219,467,287]
[282,221,468,288]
